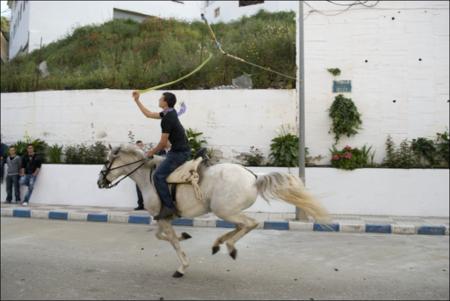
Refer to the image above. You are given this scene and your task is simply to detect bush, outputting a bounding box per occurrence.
[46,144,63,163]
[186,128,207,158]
[383,132,449,168]
[330,145,374,170]
[11,136,48,161]
[237,146,266,166]
[64,142,107,164]
[64,144,89,164]
[269,132,299,167]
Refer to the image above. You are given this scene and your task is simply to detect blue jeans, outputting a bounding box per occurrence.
[6,175,20,202]
[153,150,190,209]
[20,175,37,203]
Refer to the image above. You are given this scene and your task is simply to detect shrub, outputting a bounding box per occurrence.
[237,146,266,166]
[64,142,107,164]
[11,135,48,161]
[269,132,299,167]
[186,128,207,158]
[46,144,63,163]
[330,145,374,170]
[383,132,449,168]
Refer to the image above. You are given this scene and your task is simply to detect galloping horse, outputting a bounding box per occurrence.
[97,145,329,278]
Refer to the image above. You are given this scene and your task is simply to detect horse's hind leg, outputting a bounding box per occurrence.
[211,227,241,255]
[216,214,259,260]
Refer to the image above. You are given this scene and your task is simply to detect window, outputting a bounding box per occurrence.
[214,7,220,18]
[239,0,264,7]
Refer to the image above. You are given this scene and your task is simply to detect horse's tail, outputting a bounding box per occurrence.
[255,172,330,223]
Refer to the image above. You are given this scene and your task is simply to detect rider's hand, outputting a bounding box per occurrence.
[132,91,140,101]
[145,150,154,158]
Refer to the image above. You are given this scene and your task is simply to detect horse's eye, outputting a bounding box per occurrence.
[104,160,110,165]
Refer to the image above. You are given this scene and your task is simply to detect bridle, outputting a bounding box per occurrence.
[100,154,149,189]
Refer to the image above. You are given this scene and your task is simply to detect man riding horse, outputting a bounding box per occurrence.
[132,91,190,220]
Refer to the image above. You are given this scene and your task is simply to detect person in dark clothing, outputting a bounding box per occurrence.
[19,144,42,206]
[132,91,190,220]
[134,140,145,210]
[6,146,21,203]
[0,141,8,184]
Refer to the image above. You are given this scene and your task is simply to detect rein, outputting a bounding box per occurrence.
[101,157,149,189]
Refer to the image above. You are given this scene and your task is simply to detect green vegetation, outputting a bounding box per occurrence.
[383,132,449,168]
[1,10,296,92]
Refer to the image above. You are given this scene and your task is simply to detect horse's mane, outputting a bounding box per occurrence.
[111,144,164,167]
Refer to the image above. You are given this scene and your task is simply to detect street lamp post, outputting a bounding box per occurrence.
[296,1,308,221]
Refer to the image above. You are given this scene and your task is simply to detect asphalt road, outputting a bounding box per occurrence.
[1,217,449,300]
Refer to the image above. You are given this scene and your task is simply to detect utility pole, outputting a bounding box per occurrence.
[296,1,308,221]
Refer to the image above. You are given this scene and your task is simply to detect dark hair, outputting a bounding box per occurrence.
[27,144,34,148]
[162,92,177,108]
[135,140,143,144]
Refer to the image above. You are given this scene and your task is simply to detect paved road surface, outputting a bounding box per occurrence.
[1,218,448,300]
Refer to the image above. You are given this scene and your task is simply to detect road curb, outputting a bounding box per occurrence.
[1,207,448,236]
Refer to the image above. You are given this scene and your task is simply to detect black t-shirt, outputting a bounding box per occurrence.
[21,154,42,175]
[159,110,189,152]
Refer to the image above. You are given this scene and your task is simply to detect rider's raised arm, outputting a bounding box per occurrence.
[132,91,161,119]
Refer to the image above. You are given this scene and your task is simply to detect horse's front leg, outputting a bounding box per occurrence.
[158,220,190,278]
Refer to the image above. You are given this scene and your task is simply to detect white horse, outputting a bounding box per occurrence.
[97,144,329,278]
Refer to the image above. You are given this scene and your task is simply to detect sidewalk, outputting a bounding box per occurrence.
[1,202,448,235]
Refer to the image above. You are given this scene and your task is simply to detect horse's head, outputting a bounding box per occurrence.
[97,144,148,189]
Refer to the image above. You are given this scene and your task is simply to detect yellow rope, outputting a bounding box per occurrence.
[201,14,297,81]
[138,53,213,94]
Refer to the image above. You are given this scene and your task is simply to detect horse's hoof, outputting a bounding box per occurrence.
[229,249,237,260]
[181,232,192,240]
[212,245,220,255]
[172,271,184,278]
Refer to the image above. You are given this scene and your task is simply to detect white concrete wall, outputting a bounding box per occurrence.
[1,89,448,164]
[302,1,450,162]
[10,1,201,59]
[0,89,296,162]
[0,165,448,217]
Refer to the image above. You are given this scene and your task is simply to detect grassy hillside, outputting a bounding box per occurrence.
[1,10,296,92]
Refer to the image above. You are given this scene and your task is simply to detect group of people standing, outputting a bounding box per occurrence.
[0,143,42,206]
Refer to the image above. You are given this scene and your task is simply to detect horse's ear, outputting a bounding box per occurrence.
[108,144,112,150]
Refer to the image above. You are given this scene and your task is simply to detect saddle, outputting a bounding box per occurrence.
[166,148,209,202]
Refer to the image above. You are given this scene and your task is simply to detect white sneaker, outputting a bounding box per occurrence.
[22,202,28,206]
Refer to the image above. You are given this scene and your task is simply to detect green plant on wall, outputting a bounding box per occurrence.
[46,144,63,163]
[11,134,48,159]
[327,68,341,76]
[237,146,266,166]
[328,94,362,144]
[186,128,207,158]
[330,145,374,170]
[269,132,299,167]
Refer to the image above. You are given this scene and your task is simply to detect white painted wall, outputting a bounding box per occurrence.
[302,1,450,161]
[0,166,448,217]
[1,89,448,165]
[0,90,296,162]
[9,1,201,59]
